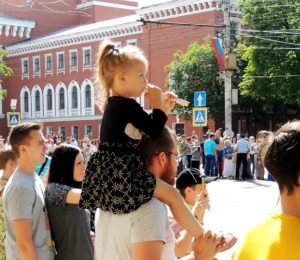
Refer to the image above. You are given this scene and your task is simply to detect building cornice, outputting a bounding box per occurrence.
[137,0,241,21]
[0,16,35,39]
[6,21,143,57]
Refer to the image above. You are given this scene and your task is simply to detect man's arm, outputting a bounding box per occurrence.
[12,219,37,260]
[132,241,163,260]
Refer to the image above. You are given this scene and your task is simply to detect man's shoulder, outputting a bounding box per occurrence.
[137,198,167,214]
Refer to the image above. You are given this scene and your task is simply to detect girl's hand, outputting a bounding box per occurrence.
[162,91,177,114]
[147,84,163,110]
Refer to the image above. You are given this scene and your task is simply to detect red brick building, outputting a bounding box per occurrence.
[0,0,240,140]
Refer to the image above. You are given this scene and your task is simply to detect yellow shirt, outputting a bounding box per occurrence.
[232,213,300,260]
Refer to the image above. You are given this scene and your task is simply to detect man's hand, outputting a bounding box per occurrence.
[192,230,221,260]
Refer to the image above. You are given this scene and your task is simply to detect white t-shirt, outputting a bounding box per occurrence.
[95,198,176,260]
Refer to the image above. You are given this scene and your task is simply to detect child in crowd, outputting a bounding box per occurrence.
[80,40,205,238]
[0,147,18,259]
[223,139,234,178]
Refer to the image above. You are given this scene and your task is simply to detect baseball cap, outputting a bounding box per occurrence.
[176,168,218,190]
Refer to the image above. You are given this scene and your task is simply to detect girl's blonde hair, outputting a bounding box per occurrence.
[95,40,148,110]
[0,147,17,170]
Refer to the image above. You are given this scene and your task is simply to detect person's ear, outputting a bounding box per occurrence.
[19,144,27,155]
[116,71,126,85]
[157,152,167,167]
[185,186,192,195]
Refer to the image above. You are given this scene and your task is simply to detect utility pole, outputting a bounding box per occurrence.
[222,0,234,138]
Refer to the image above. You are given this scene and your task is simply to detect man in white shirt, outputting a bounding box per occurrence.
[95,127,223,260]
[235,133,250,180]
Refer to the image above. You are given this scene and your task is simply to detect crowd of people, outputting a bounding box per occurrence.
[0,40,299,260]
[176,128,273,181]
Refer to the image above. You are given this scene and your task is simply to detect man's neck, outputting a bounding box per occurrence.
[17,160,36,176]
[0,170,11,181]
[281,190,300,218]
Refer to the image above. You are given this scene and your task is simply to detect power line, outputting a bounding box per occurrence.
[240,33,300,46]
[245,74,300,78]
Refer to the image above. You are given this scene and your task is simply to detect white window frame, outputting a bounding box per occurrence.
[56,51,65,74]
[68,80,81,116]
[126,39,137,46]
[55,82,68,117]
[31,85,43,118]
[81,79,95,116]
[82,46,92,71]
[58,126,66,141]
[45,53,53,76]
[20,86,32,118]
[69,49,78,72]
[32,56,41,77]
[43,83,55,118]
[85,125,92,139]
[71,125,79,141]
[46,127,54,137]
[21,57,29,79]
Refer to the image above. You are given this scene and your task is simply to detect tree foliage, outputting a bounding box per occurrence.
[0,49,13,100]
[165,42,224,122]
[238,0,300,105]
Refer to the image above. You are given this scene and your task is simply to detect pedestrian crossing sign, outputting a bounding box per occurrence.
[7,112,21,127]
[192,107,207,127]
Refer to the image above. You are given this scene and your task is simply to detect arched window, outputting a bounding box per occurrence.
[47,89,52,110]
[59,88,65,109]
[24,92,29,112]
[72,87,78,109]
[85,84,91,108]
[35,91,40,111]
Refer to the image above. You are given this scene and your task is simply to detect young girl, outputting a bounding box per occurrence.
[0,147,18,259]
[79,40,205,238]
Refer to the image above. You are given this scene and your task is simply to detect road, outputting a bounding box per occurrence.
[203,179,280,259]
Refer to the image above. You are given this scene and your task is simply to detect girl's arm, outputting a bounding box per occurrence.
[153,178,204,238]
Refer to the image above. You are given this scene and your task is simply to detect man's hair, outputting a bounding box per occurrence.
[0,146,17,169]
[264,121,300,194]
[48,145,82,188]
[8,122,42,157]
[140,127,176,167]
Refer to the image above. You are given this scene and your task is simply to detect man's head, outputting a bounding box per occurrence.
[140,127,178,186]
[8,122,47,164]
[209,133,215,139]
[176,168,217,205]
[264,121,300,195]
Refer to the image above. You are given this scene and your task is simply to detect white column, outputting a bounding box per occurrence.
[18,26,25,38]
[5,25,11,36]
[12,26,18,37]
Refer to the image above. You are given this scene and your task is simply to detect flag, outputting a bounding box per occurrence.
[211,37,224,68]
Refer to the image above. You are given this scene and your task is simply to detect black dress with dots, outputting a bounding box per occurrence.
[79,96,167,214]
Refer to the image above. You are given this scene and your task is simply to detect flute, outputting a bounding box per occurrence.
[146,84,190,107]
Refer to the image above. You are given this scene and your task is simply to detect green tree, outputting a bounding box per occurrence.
[0,49,13,99]
[165,42,224,123]
[237,0,300,106]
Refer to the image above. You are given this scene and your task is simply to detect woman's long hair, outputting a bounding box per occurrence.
[47,145,82,188]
